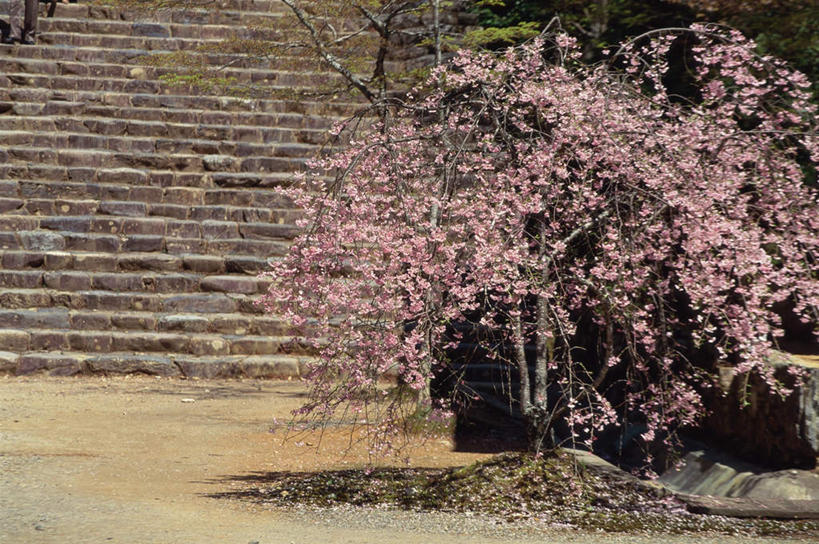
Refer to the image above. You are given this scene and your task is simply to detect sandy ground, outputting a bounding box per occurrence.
[0,376,812,544]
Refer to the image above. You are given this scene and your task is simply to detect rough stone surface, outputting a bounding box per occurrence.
[703,354,819,469]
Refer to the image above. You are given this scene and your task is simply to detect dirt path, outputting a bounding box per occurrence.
[0,376,810,544]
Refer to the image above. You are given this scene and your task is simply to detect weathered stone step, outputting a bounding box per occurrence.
[4,178,299,210]
[1,164,304,191]
[2,194,300,228]
[0,57,346,89]
[3,214,299,243]
[0,288,264,314]
[1,43,405,76]
[0,308,295,336]
[0,267,274,294]
[0,129,326,159]
[0,327,308,356]
[38,17,297,41]
[0,250,273,274]
[2,146,311,172]
[0,0,291,18]
[0,227,291,256]
[2,71,334,99]
[0,87,362,117]
[3,98,345,130]
[0,115,329,145]
[0,351,307,379]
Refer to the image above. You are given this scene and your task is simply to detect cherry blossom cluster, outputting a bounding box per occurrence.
[260,26,818,459]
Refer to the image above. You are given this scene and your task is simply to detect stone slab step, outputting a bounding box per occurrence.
[38,17,300,41]
[0,288,264,314]
[0,268,273,294]
[4,179,299,209]
[0,328,309,356]
[1,165,305,191]
[0,308,298,336]
[2,146,309,172]
[0,250,273,274]
[3,98,345,130]
[0,129,326,158]
[1,202,299,236]
[0,115,329,145]
[0,0,291,18]
[0,57,346,89]
[0,352,307,379]
[0,87,362,117]
[0,228,291,256]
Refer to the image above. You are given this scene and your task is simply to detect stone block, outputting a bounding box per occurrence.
[122,235,164,252]
[91,273,145,292]
[2,251,45,269]
[29,331,70,351]
[182,255,225,274]
[86,354,180,377]
[148,203,189,219]
[64,233,121,253]
[165,220,201,238]
[117,332,189,353]
[157,314,210,333]
[16,353,84,376]
[68,331,114,352]
[43,252,73,270]
[122,217,166,236]
[0,270,43,289]
[162,294,237,313]
[99,201,147,217]
[73,253,118,272]
[165,238,207,254]
[201,220,238,240]
[118,254,181,272]
[200,275,260,295]
[19,231,65,251]
[70,311,113,330]
[43,271,92,291]
[111,313,157,331]
[0,351,18,374]
[0,329,30,351]
[89,217,124,234]
[0,289,52,309]
[189,336,231,356]
[211,315,251,335]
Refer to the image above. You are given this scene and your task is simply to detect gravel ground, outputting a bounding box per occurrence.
[0,376,815,544]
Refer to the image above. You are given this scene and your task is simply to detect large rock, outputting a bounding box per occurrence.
[703,353,819,469]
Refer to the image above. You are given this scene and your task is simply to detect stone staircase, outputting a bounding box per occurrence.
[0,0,362,378]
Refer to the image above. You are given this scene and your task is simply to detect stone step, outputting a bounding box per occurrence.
[0,308,297,336]
[0,268,273,294]
[1,43,403,74]
[0,327,309,356]
[0,288,264,314]
[0,129,327,159]
[0,0,292,17]
[2,146,311,172]
[0,56,346,89]
[2,193,300,227]
[10,214,299,243]
[0,228,291,256]
[1,351,307,379]
[4,178,300,209]
[38,17,301,41]
[0,115,330,145]
[2,98,346,130]
[0,164,306,190]
[0,250,274,274]
[0,87,362,117]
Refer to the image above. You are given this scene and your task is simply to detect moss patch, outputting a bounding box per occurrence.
[213,451,819,537]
